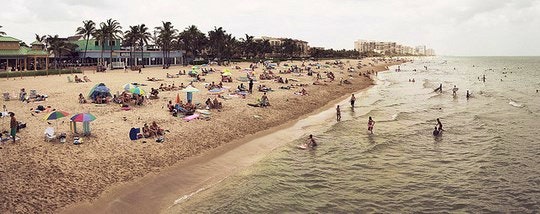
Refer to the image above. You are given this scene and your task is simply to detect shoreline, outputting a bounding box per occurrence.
[60,61,400,214]
[0,58,403,213]
[61,76,376,214]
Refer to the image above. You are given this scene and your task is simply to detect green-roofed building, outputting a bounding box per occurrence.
[0,35,50,71]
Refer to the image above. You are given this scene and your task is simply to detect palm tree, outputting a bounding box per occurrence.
[136,24,151,67]
[75,20,96,63]
[92,27,106,66]
[124,25,140,66]
[46,35,76,69]
[208,27,237,61]
[155,21,178,67]
[0,25,5,36]
[102,19,122,69]
[178,25,207,63]
[240,34,257,58]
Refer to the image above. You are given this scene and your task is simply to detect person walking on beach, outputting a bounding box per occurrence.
[350,94,356,108]
[248,79,254,94]
[9,112,17,143]
[368,116,375,134]
[336,105,341,121]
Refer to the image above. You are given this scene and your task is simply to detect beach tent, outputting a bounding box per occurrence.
[88,83,111,100]
[181,85,199,103]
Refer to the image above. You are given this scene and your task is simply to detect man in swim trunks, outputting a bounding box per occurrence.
[336,105,341,122]
[350,94,356,108]
[368,116,375,134]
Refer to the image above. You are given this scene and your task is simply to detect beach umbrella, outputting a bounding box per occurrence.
[43,110,70,131]
[70,113,97,122]
[181,85,200,93]
[123,83,137,91]
[222,69,232,76]
[182,85,199,102]
[130,87,146,95]
[43,110,70,121]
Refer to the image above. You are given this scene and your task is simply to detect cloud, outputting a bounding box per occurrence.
[1,0,539,55]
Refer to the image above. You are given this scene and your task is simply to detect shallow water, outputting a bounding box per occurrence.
[171,57,540,213]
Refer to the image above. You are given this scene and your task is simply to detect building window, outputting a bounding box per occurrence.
[109,41,116,46]
[95,41,99,46]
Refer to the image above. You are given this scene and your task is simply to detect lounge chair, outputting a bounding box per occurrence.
[3,92,10,101]
[44,127,56,142]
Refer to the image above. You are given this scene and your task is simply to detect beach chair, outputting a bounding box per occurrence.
[67,76,74,83]
[44,127,56,142]
[29,90,37,100]
[3,92,10,101]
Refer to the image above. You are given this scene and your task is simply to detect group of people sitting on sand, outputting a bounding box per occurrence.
[167,100,197,116]
[207,81,224,91]
[142,121,164,138]
[205,97,223,109]
[74,75,91,83]
[159,83,185,91]
[112,91,144,105]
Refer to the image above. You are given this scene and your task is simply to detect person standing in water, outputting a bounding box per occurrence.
[350,94,356,108]
[452,85,458,96]
[336,105,341,121]
[436,118,444,131]
[466,90,470,99]
[308,134,317,148]
[368,116,375,134]
[433,126,440,136]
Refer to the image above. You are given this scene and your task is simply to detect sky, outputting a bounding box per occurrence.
[1,0,540,56]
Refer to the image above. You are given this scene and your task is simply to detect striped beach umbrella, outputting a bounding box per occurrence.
[130,87,146,95]
[43,110,70,121]
[123,83,137,91]
[70,113,97,122]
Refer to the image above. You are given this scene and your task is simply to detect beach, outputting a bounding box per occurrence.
[0,58,401,213]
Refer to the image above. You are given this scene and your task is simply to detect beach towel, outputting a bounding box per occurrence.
[183,114,199,122]
[129,128,140,140]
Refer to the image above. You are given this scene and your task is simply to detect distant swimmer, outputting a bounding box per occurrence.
[452,85,458,96]
[368,116,375,134]
[336,105,341,122]
[482,75,486,82]
[412,78,415,82]
[435,84,443,93]
[466,90,471,99]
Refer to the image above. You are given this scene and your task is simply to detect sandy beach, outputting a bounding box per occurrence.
[0,58,402,213]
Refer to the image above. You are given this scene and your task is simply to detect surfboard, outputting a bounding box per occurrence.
[297,144,308,150]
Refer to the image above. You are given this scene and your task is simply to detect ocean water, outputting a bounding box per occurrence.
[171,57,540,213]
